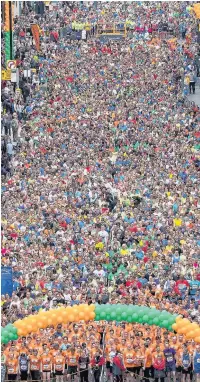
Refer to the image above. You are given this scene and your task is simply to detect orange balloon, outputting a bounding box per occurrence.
[189,323,199,331]
[47,318,53,326]
[194,329,200,337]
[17,328,26,336]
[74,313,80,322]
[61,311,69,322]
[39,316,48,324]
[57,315,64,324]
[185,331,195,339]
[78,312,85,320]
[37,321,45,329]
[89,312,95,320]
[195,337,200,344]
[84,313,91,322]
[180,318,191,326]
[176,316,183,323]
[71,308,79,317]
[30,325,38,333]
[68,314,75,322]
[13,320,24,328]
[172,323,178,331]
[80,304,88,310]
[29,318,37,326]
[81,306,90,313]
[26,325,33,333]
[177,326,189,335]
[88,304,95,311]
[51,313,58,323]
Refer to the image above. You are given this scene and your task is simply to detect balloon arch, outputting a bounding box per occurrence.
[2,304,200,344]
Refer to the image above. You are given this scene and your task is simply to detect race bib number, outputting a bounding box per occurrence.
[127,359,133,364]
[70,358,76,364]
[31,365,37,370]
[43,364,50,370]
[197,359,200,363]
[8,368,14,373]
[167,357,173,362]
[80,363,86,369]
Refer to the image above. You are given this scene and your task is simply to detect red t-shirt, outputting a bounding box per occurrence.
[126,280,142,289]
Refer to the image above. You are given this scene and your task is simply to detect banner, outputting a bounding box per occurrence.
[31,24,40,51]
[1,266,13,296]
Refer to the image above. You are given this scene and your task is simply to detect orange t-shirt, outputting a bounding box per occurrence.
[150,343,164,353]
[67,353,79,366]
[30,356,41,371]
[145,349,152,368]
[6,359,18,374]
[41,355,52,371]
[54,356,65,371]
[4,349,19,359]
[175,350,183,367]
[170,342,180,352]
[152,351,164,363]
[18,346,29,355]
[124,351,136,368]
[132,351,144,367]
[187,345,196,355]
[50,350,59,364]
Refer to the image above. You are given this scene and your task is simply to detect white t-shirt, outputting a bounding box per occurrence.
[93,269,105,277]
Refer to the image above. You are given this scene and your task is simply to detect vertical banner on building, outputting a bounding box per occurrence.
[1,267,13,296]
[4,1,11,61]
[31,24,40,51]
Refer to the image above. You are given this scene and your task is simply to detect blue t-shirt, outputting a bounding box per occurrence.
[164,348,176,365]
[189,280,200,295]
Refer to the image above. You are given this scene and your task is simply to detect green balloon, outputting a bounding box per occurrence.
[95,305,101,314]
[3,330,9,338]
[168,317,176,325]
[2,336,9,344]
[6,323,14,328]
[138,309,145,317]
[95,314,100,321]
[161,320,169,328]
[99,311,107,320]
[9,325,17,334]
[127,316,133,323]
[121,312,128,321]
[8,333,14,340]
[166,324,173,331]
[106,314,111,321]
[152,317,160,325]
[149,310,158,318]
[159,314,168,322]
[116,314,122,322]
[143,315,149,323]
[116,307,123,314]
[132,313,138,322]
[110,312,117,320]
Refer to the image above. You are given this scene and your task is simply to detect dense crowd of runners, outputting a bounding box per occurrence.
[1,2,200,382]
